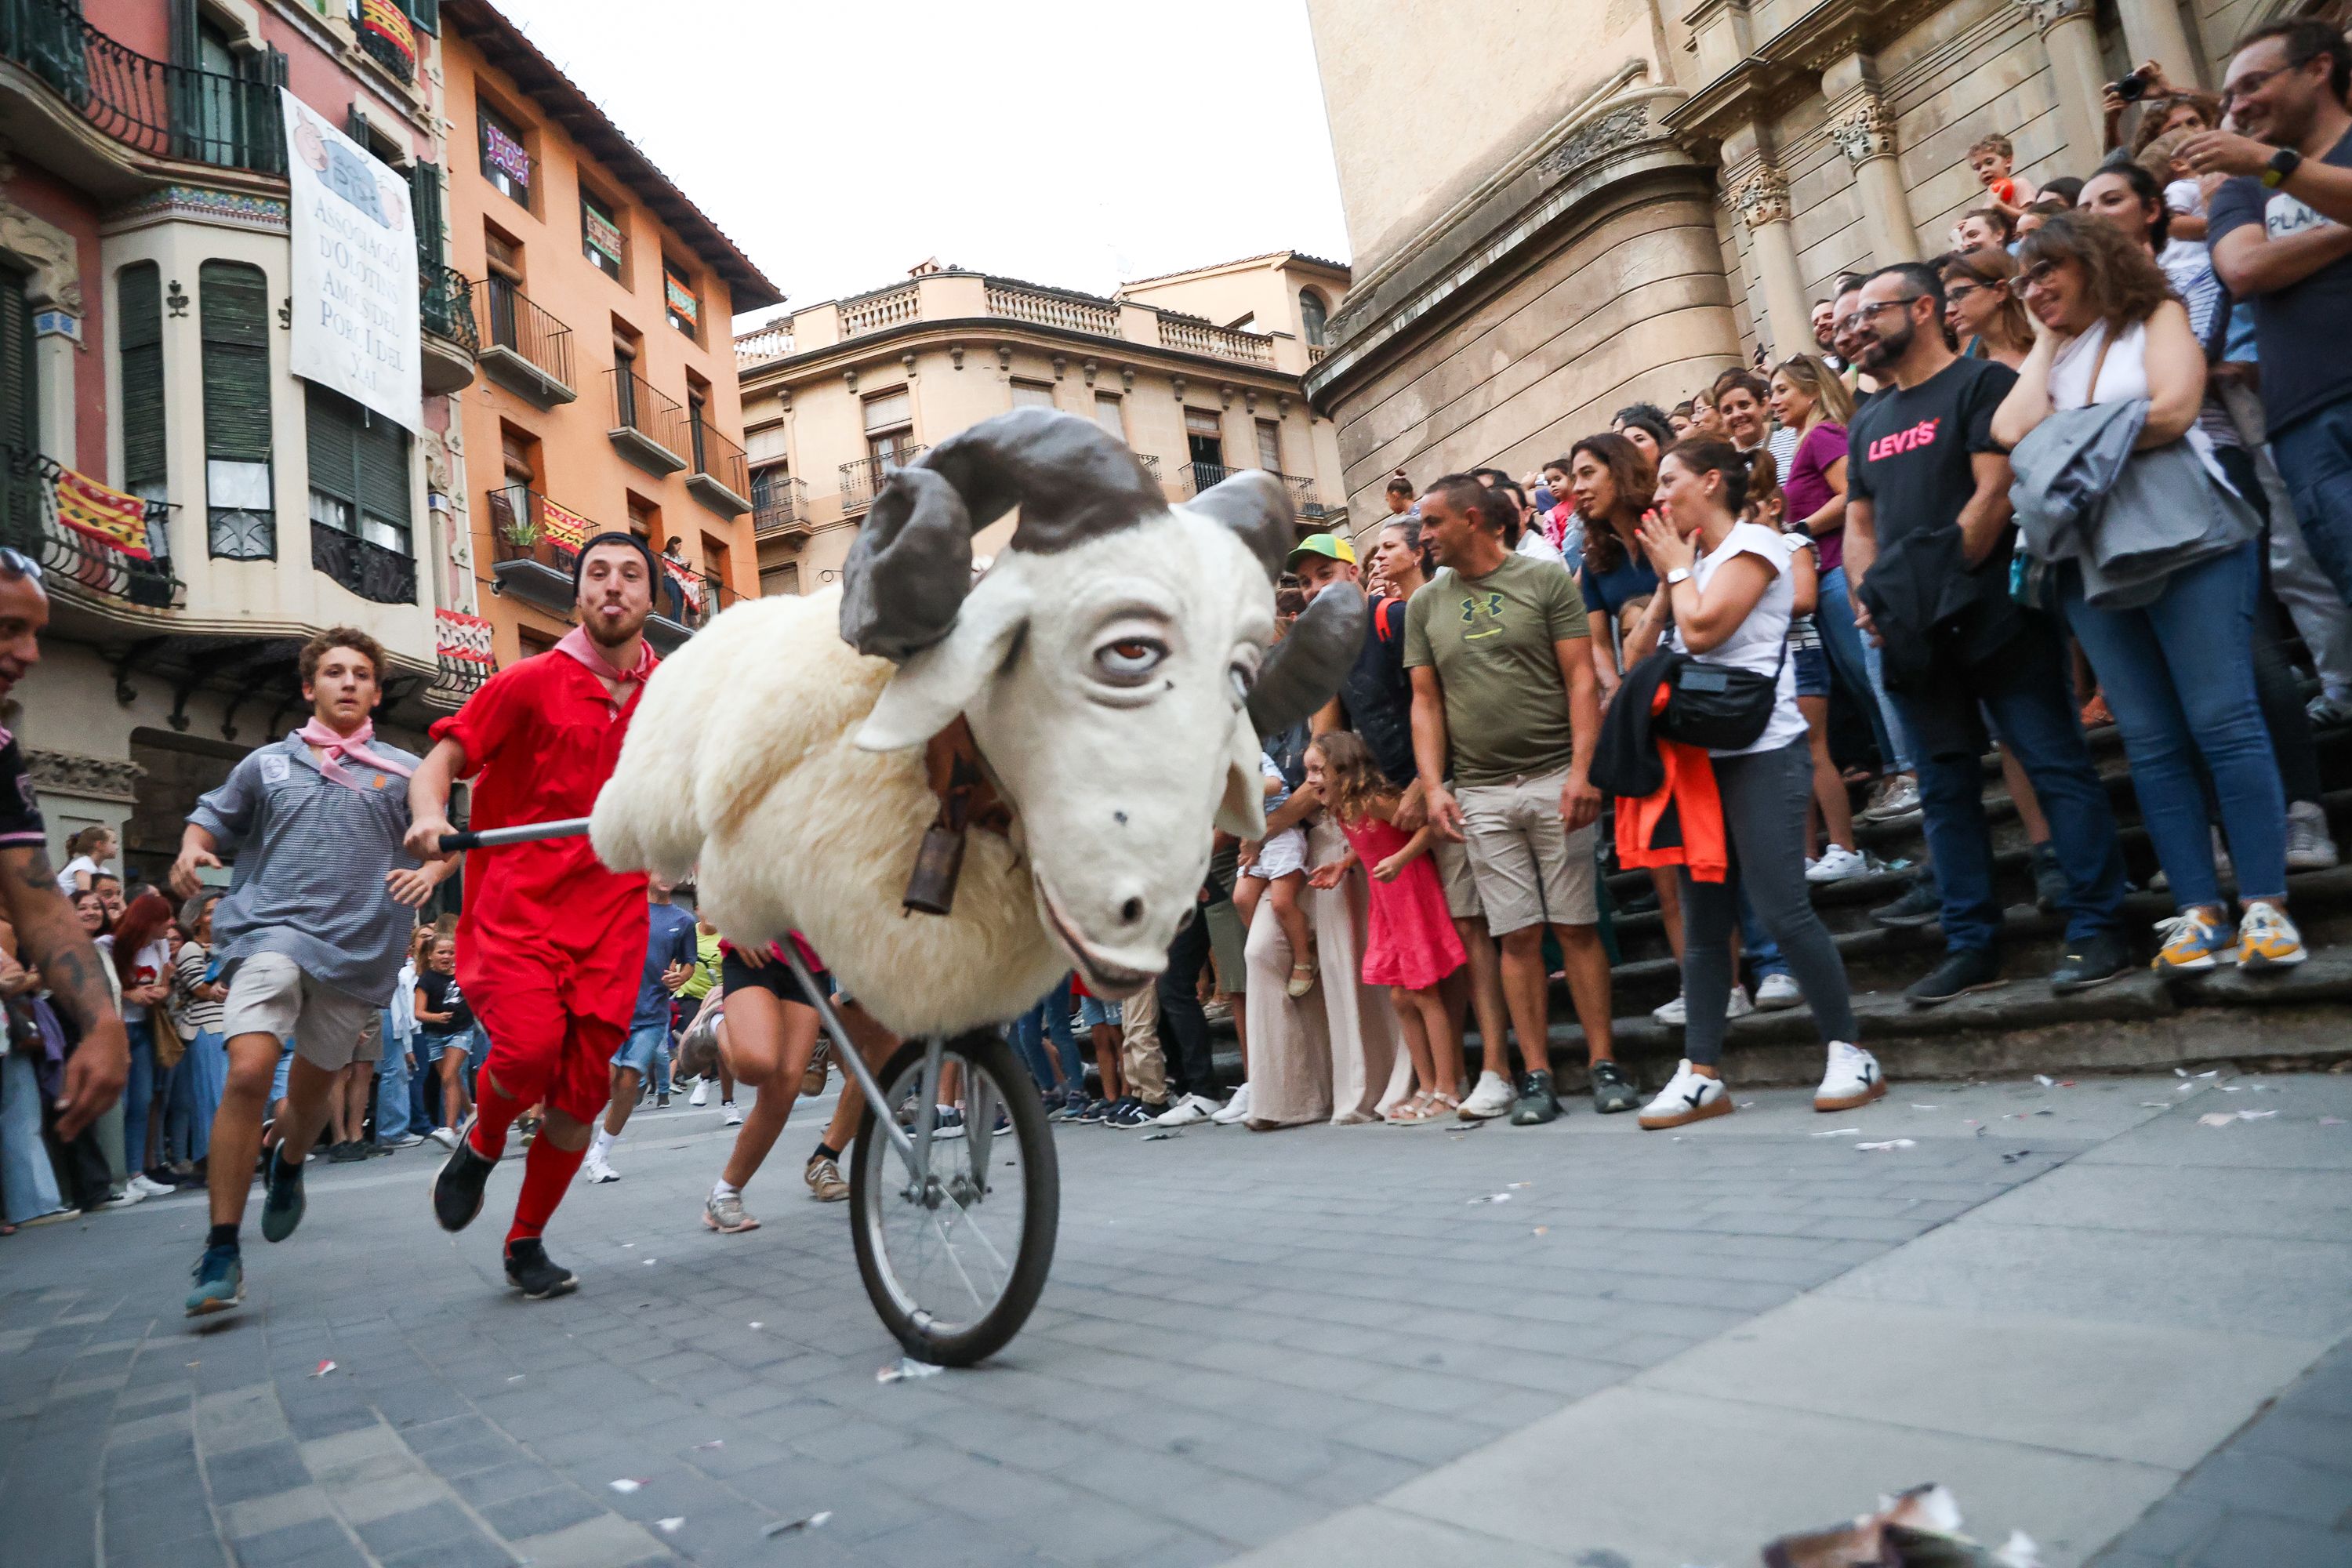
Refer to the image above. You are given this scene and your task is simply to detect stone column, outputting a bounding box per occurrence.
[2027,0,2112,172]
[1823,66,1920,267]
[2115,0,2203,88]
[1733,167,1808,363]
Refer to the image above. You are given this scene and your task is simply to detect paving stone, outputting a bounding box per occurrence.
[225,1516,366,1568]
[477,1486,605,1540]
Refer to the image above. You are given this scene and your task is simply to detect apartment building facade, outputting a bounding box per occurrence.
[732,251,1351,597]
[1,0,482,884]
[438,0,779,669]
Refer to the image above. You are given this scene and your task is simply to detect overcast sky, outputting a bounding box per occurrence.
[489,0,1353,328]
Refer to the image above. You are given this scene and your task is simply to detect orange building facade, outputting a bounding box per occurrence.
[437,0,779,667]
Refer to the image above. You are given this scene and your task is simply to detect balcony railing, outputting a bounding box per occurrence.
[840,447,927,514]
[1157,315,1273,365]
[486,484,589,618]
[839,285,919,339]
[1,447,182,610]
[652,566,740,634]
[734,321,794,365]
[310,520,416,605]
[1136,454,1160,480]
[606,367,688,474]
[1279,472,1330,519]
[1306,342,1328,365]
[751,474,808,540]
[421,263,478,352]
[686,419,751,514]
[985,282,1120,336]
[474,277,575,404]
[1182,460,1233,496]
[0,0,285,174]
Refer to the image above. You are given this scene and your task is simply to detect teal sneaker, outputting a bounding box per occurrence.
[185,1245,244,1316]
[259,1149,306,1243]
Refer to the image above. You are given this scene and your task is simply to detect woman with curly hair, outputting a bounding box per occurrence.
[1994,212,2300,975]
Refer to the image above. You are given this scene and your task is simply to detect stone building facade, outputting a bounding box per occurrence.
[1301,0,2337,511]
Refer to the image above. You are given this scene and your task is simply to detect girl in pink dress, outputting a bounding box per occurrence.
[1304,732,1468,1123]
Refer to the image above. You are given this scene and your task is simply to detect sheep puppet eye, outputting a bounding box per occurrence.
[1094,637,1167,684]
[1227,648,1261,706]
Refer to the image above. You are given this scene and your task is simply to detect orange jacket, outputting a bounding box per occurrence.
[1614,685,1727,884]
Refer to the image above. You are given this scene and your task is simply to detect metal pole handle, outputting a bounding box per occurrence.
[436,815,593,852]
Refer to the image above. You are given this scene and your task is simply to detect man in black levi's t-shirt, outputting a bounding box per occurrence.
[1841,262,2129,1006]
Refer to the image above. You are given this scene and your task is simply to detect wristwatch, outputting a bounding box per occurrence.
[1664,566,1693,586]
[2263,147,2303,189]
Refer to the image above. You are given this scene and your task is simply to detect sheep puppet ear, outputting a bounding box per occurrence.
[855,580,1029,752]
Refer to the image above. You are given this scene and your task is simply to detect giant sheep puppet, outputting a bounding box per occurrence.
[590,408,1365,1040]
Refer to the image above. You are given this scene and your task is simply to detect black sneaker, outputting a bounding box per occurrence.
[1074,1098,1112,1125]
[1509,1070,1560,1125]
[328,1141,367,1163]
[431,1120,497,1233]
[1588,1060,1640,1114]
[2049,929,2132,993]
[1871,881,1943,930]
[656,1093,670,1109]
[1905,948,2006,1007]
[1109,1098,1160,1127]
[259,1149,306,1243]
[2031,843,2070,914]
[503,1239,577,1300]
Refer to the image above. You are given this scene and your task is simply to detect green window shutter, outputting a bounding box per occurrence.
[410,160,445,268]
[199,261,271,462]
[119,263,168,492]
[347,103,368,143]
[357,415,412,537]
[407,0,440,35]
[0,265,31,459]
[305,384,359,509]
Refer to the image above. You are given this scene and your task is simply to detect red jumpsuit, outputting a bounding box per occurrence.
[430,640,654,1125]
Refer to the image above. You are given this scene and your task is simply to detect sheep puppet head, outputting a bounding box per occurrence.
[841,406,1364,1000]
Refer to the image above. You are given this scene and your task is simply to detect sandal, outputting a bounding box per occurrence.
[1285,960,1317,999]
[1427,1091,1462,1116]
[1385,1093,1436,1124]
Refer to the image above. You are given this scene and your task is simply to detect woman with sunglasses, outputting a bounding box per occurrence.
[1993,213,2302,974]
[1942,248,2034,368]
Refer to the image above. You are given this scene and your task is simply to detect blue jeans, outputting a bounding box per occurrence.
[2270,393,2352,604]
[122,1018,155,1176]
[375,1019,413,1140]
[613,1019,670,1076]
[2,1049,64,1222]
[1735,880,1789,983]
[2063,543,2288,908]
[1889,622,2127,952]
[1816,564,1907,773]
[1007,975,1080,1092]
[176,1028,227,1163]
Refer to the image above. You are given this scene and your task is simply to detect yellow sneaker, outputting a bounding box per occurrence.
[2151,908,2229,974]
[2235,901,2307,970]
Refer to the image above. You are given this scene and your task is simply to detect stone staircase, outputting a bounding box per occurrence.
[1507,716,2352,1091]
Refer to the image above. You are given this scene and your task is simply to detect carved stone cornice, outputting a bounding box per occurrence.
[1826,91,1898,163]
[2016,0,2093,32]
[1534,104,1653,180]
[1733,168,1792,229]
[25,748,143,804]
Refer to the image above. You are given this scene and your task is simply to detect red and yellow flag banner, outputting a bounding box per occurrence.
[52,466,151,561]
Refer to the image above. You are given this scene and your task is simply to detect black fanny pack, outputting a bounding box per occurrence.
[1658,642,1786,752]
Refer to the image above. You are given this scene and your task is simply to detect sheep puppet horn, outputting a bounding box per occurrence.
[1246,582,1364,738]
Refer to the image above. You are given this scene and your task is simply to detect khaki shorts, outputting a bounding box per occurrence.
[221,952,381,1072]
[1456,768,1599,936]
[1430,835,1483,922]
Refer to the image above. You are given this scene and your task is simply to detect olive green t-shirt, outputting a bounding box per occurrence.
[1402,552,1589,787]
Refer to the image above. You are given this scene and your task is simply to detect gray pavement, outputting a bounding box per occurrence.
[2,1069,2345,1568]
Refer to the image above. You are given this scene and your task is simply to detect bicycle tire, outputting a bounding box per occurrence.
[848,1029,1058,1367]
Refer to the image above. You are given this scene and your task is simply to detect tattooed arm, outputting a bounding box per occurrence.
[3,844,129,1138]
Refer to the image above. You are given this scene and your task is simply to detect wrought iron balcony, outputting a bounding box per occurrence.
[1280,472,1330,519]
[474,277,575,406]
[840,447,927,514]
[419,263,477,394]
[606,367,688,477]
[485,484,590,617]
[0,0,286,174]
[686,420,752,517]
[310,520,416,605]
[1181,460,1233,496]
[752,474,811,543]
[0,446,182,611]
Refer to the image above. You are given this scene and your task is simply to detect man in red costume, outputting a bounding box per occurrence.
[405,534,659,1298]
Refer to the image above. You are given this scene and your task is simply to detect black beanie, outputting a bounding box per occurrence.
[572,531,660,596]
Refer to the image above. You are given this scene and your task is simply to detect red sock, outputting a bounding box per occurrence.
[506,1134,586,1248]
[469,1073,524,1161]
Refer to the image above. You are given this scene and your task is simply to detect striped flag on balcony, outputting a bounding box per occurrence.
[661,554,704,615]
[359,0,418,66]
[538,497,590,549]
[51,466,151,561]
[435,609,495,668]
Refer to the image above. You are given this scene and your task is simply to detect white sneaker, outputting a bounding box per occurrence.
[1864,775,1921,821]
[428,1126,459,1149]
[1651,993,1686,1027]
[1209,1083,1253,1124]
[1726,983,1755,1020]
[102,1185,145,1208]
[1814,1040,1888,1112]
[127,1173,175,1199]
[1457,1070,1513,1120]
[2286,800,2340,872]
[1806,844,1869,883]
[583,1149,620,1184]
[1752,972,1802,1011]
[1151,1094,1220,1128]
[689,1080,710,1108]
[1656,985,1751,1025]
[722,1101,744,1127]
[1637,1059,1733,1130]
[2307,690,2352,728]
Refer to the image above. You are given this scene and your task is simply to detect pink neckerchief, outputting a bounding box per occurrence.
[554,625,654,711]
[296,717,415,793]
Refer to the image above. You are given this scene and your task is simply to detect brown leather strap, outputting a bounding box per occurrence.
[923,716,1011,835]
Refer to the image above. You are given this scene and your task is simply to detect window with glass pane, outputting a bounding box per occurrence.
[119,264,168,505]
[201,260,273,559]
[864,390,913,471]
[307,383,413,554]
[581,190,624,280]
[1011,381,1055,411]
[1298,288,1329,347]
[1093,393,1125,441]
[478,103,532,206]
[663,261,699,336]
[1256,419,1283,473]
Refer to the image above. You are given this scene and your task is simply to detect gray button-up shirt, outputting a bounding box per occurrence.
[190,731,423,1006]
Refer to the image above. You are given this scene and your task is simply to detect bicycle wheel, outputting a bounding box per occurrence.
[848,1029,1058,1367]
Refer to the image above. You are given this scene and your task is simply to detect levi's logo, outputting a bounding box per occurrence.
[1867,417,1942,462]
